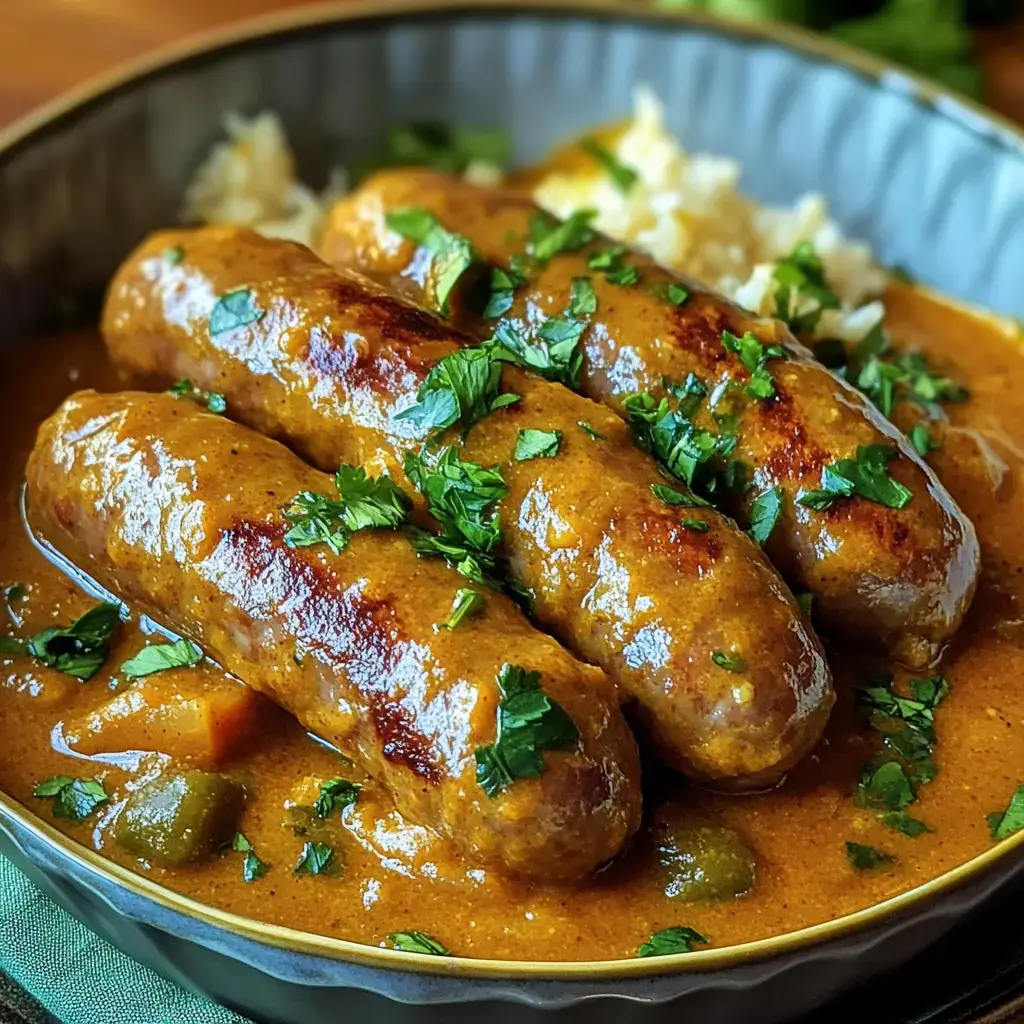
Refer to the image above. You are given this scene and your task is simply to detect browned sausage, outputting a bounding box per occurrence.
[321,169,980,669]
[101,226,833,787]
[26,389,642,881]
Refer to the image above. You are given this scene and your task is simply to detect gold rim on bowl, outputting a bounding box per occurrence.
[2,0,1023,981]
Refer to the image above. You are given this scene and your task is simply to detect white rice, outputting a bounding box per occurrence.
[183,90,888,340]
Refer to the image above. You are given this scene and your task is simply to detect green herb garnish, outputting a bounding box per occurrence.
[169,379,227,415]
[845,841,894,870]
[515,428,562,461]
[385,208,479,316]
[294,841,335,875]
[908,423,940,458]
[636,926,708,958]
[33,776,108,822]
[313,778,362,819]
[232,832,267,882]
[577,421,607,441]
[651,482,711,509]
[474,664,580,798]
[528,209,596,263]
[388,931,451,956]
[284,466,410,555]
[721,330,788,400]
[27,602,121,681]
[748,486,784,547]
[579,136,638,193]
[569,276,598,316]
[209,288,264,336]
[881,812,932,838]
[396,346,519,437]
[797,445,912,511]
[443,588,485,629]
[681,519,709,533]
[482,265,527,319]
[121,639,202,680]
[988,785,1024,840]
[587,245,641,287]
[711,650,746,674]
[163,246,184,265]
[379,122,508,176]
[773,242,841,334]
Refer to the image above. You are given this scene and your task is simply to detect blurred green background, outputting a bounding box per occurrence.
[657,0,1021,96]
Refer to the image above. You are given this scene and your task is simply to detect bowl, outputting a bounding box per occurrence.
[3,2,1024,1021]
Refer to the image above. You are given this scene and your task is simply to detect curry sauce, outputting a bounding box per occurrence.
[2,286,1023,961]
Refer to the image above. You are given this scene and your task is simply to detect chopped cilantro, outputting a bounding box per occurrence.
[385,208,479,316]
[651,482,711,509]
[284,466,410,555]
[681,519,709,533]
[33,776,108,822]
[27,602,121,682]
[209,288,263,336]
[845,841,894,870]
[528,209,596,263]
[797,445,912,511]
[881,811,932,838]
[121,639,202,680]
[748,486,784,546]
[711,650,747,674]
[163,246,184,265]
[721,330,788,400]
[569,276,597,316]
[169,379,227,415]
[313,778,362,819]
[637,926,708,958]
[378,122,508,176]
[587,245,641,287]
[294,841,335,875]
[396,346,519,438]
[474,664,580,798]
[988,785,1024,840]
[515,428,562,461]
[231,832,267,882]
[857,760,916,811]
[443,588,485,629]
[796,593,814,617]
[773,242,841,334]
[388,931,451,956]
[482,265,526,319]
[579,136,638,193]
[577,421,607,441]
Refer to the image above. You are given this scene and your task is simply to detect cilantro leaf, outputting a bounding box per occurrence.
[721,330,788,401]
[121,639,203,680]
[284,467,410,554]
[988,785,1024,840]
[797,445,912,511]
[711,650,747,674]
[773,242,840,334]
[515,428,561,462]
[748,486,784,546]
[313,778,362,819]
[396,346,518,436]
[27,602,122,681]
[636,926,708,958]
[881,811,932,838]
[651,482,711,509]
[908,423,940,458]
[210,288,264,336]
[388,931,451,956]
[163,246,184,265]
[294,841,335,876]
[384,209,479,316]
[443,588,485,629]
[474,664,580,798]
[492,310,586,390]
[579,136,638,193]
[169,379,228,415]
[856,760,917,811]
[681,518,709,533]
[588,245,641,287]
[528,209,596,262]
[577,421,606,441]
[569,276,597,316]
[34,775,108,822]
[483,265,526,319]
[845,841,894,870]
[378,122,508,176]
[231,832,267,882]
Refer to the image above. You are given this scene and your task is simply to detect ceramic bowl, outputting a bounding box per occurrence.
[3,3,1024,1022]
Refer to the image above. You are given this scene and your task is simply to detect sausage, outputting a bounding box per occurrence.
[26,390,642,881]
[321,169,981,669]
[101,227,833,787]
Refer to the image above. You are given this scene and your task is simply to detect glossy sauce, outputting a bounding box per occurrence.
[2,286,1024,961]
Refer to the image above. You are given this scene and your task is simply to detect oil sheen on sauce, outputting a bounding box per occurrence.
[2,284,1024,962]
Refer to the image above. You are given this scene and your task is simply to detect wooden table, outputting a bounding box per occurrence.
[3,1,1024,130]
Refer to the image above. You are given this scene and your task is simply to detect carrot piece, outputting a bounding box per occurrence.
[63,669,266,766]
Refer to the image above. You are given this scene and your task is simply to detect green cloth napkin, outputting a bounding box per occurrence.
[0,855,253,1024]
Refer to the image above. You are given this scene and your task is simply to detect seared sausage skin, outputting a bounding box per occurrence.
[27,390,642,881]
[321,170,980,669]
[102,227,833,787]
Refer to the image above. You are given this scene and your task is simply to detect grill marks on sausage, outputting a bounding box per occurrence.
[215,518,441,781]
[302,282,457,395]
